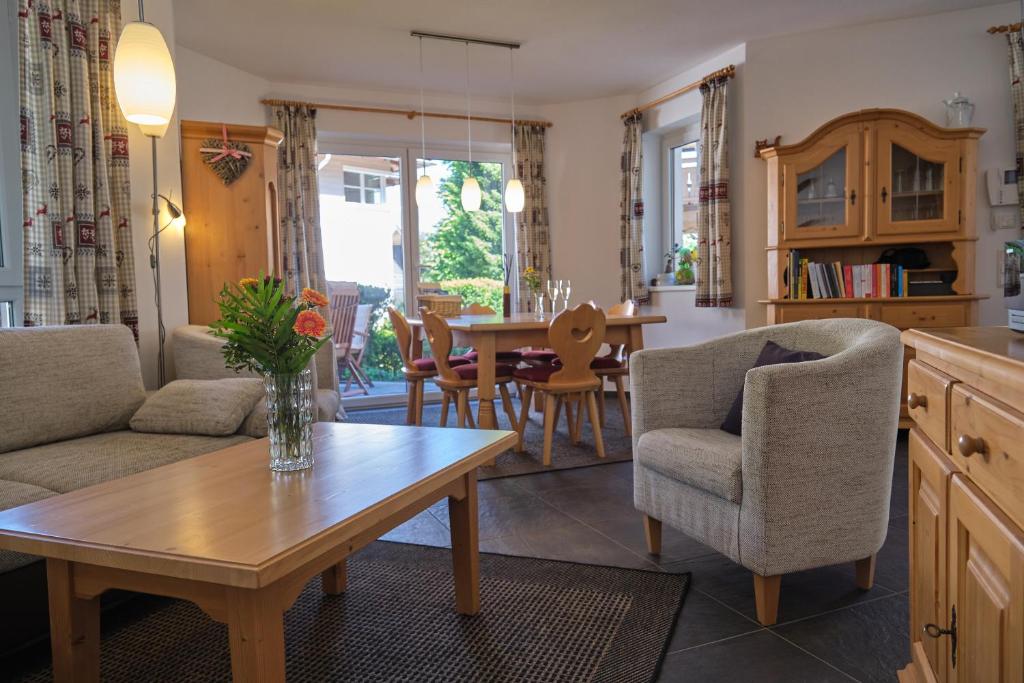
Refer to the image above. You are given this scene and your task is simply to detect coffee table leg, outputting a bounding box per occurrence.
[47,559,100,683]
[227,587,286,682]
[448,470,480,615]
[321,560,347,595]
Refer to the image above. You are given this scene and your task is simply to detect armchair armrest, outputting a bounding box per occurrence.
[629,343,726,440]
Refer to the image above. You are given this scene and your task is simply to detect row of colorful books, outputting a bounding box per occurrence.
[787,252,908,299]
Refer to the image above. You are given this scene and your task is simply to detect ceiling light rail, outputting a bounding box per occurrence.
[259,99,551,128]
[410,30,521,50]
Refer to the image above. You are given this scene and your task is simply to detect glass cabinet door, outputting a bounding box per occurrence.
[782,127,862,241]
[876,123,960,235]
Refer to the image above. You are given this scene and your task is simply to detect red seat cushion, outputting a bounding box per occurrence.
[590,356,624,370]
[411,356,471,371]
[512,365,558,382]
[452,362,515,380]
[522,349,558,363]
[463,349,523,362]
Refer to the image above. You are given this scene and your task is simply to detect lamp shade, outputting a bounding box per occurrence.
[113,22,177,126]
[461,176,482,212]
[415,174,434,207]
[504,178,525,213]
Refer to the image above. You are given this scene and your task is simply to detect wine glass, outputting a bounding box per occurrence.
[545,280,556,314]
[548,280,561,315]
[562,279,572,310]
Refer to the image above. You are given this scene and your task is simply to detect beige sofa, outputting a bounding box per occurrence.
[172,324,342,422]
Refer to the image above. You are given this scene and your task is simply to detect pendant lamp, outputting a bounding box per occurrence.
[461,42,481,212]
[504,48,524,213]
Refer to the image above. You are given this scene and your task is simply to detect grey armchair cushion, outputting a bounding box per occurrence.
[130,379,264,436]
[637,428,743,503]
[0,325,146,454]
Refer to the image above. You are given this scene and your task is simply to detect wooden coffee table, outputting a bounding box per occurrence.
[0,422,516,682]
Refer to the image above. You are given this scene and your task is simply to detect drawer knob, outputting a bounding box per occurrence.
[957,434,986,458]
[907,393,927,410]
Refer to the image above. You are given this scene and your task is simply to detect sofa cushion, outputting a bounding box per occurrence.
[0,480,60,573]
[130,379,264,436]
[636,428,743,503]
[0,326,146,454]
[0,431,252,494]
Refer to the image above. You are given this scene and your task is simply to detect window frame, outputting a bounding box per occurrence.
[0,2,22,325]
[661,124,701,264]
[316,140,515,314]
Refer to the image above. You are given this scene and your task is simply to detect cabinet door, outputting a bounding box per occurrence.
[910,428,955,683]
[782,125,862,241]
[948,476,1024,683]
[876,122,961,236]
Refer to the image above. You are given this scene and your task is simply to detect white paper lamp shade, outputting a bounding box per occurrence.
[504,178,525,213]
[461,176,482,212]
[415,174,434,206]
[113,22,177,126]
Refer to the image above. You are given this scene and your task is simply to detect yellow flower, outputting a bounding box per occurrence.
[238,277,259,288]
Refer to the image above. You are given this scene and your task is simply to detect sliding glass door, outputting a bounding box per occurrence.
[316,144,512,405]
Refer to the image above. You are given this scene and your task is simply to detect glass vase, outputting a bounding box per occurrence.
[263,367,314,472]
[535,292,546,317]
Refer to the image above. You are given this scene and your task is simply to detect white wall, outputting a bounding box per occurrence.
[738,2,1019,327]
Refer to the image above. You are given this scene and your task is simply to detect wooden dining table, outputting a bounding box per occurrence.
[406,310,667,430]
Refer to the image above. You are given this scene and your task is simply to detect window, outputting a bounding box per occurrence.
[670,140,700,254]
[343,170,391,205]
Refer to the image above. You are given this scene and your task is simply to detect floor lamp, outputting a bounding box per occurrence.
[112,1,177,386]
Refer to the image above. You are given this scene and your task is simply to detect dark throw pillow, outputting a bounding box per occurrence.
[720,341,826,436]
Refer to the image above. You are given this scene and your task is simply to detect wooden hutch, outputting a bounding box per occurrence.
[758,109,986,425]
[180,121,283,325]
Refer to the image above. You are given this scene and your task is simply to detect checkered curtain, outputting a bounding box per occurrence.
[619,114,648,304]
[514,123,551,312]
[695,75,732,308]
[1009,31,1024,230]
[272,104,327,297]
[18,0,138,334]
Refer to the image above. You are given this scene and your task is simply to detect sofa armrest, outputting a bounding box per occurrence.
[738,331,903,574]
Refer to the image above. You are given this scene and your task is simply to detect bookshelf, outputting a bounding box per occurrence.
[758,109,986,426]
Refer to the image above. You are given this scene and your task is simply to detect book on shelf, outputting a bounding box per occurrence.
[786,250,909,300]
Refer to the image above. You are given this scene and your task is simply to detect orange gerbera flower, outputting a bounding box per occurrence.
[239,277,259,288]
[293,310,327,337]
[300,287,329,308]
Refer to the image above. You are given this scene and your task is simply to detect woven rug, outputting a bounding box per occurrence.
[13,542,688,683]
[345,397,632,480]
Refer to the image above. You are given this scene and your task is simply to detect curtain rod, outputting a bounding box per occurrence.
[260,98,552,128]
[620,64,736,119]
[988,22,1022,33]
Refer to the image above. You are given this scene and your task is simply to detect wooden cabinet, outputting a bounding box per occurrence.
[900,327,1024,683]
[760,110,985,427]
[180,121,283,325]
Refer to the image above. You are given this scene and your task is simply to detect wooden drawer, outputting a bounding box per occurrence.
[907,360,955,452]
[879,303,966,330]
[774,303,862,323]
[950,385,1024,530]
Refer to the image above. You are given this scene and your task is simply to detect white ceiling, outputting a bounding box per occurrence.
[173,0,1005,104]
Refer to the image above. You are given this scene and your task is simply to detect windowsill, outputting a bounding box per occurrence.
[649,284,696,292]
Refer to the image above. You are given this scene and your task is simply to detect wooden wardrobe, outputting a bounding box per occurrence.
[180,121,283,325]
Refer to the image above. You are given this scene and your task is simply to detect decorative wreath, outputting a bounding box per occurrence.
[199,124,252,186]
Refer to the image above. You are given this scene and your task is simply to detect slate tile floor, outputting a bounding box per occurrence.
[383,429,911,682]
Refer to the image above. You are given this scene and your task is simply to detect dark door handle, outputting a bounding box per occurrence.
[850,189,856,205]
[881,187,888,203]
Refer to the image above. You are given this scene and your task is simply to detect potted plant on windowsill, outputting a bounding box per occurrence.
[210,275,331,472]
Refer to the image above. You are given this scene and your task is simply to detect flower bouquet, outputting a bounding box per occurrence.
[209,274,331,471]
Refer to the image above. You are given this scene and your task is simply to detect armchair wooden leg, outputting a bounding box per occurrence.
[585,391,605,458]
[614,376,631,436]
[855,555,876,590]
[542,393,557,467]
[439,391,451,427]
[753,574,782,626]
[642,515,662,555]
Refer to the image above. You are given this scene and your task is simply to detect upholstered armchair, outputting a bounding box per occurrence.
[171,325,343,422]
[630,319,902,625]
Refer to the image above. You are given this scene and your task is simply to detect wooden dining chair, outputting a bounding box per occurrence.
[329,282,360,391]
[512,304,607,466]
[420,309,523,452]
[593,299,635,436]
[459,304,524,364]
[387,306,471,426]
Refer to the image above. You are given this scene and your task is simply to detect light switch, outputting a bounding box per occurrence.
[991,208,1019,231]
